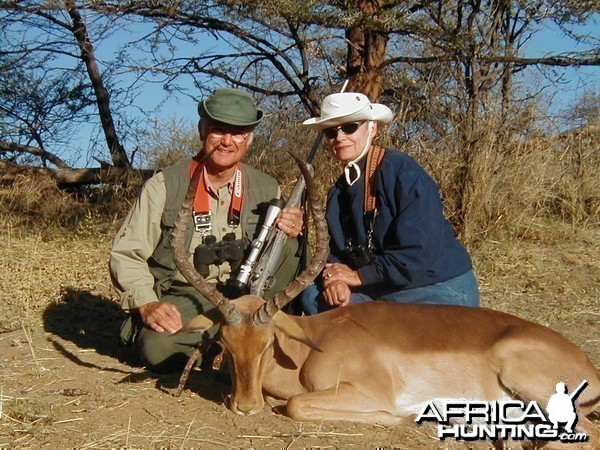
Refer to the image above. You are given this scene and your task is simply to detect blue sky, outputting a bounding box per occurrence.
[123,19,599,129]
[68,15,599,167]
[522,16,599,121]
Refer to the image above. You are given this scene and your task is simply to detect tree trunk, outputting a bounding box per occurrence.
[345,0,389,101]
[65,1,131,169]
[0,141,70,169]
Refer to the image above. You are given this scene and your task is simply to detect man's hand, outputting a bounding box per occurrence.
[138,302,183,334]
[323,280,352,307]
[322,262,362,288]
[277,207,304,238]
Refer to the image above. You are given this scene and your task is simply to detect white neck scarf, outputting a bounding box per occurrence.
[344,122,374,186]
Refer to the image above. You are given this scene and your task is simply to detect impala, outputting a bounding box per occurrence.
[170,159,599,447]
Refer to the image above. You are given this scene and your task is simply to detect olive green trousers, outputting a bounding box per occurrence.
[119,238,304,373]
[120,288,219,373]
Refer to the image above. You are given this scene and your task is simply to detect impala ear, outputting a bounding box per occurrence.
[180,308,223,333]
[273,311,322,352]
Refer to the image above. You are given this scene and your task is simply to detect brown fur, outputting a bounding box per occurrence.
[183,298,599,447]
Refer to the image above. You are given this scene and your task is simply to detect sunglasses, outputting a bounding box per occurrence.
[322,121,364,139]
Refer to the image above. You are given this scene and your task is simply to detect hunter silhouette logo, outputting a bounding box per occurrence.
[416,380,590,443]
[547,381,587,433]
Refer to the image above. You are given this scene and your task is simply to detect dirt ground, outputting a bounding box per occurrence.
[0,224,598,449]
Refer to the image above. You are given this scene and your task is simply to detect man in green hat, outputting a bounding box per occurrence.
[110,88,304,373]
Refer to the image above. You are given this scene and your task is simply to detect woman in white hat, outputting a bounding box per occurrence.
[299,92,479,314]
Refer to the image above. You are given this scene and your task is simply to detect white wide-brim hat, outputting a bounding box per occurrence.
[303,92,393,131]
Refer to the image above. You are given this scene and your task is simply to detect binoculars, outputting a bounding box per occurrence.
[343,243,373,269]
[193,233,246,278]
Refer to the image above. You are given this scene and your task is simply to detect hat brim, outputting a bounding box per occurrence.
[199,101,264,127]
[303,103,393,131]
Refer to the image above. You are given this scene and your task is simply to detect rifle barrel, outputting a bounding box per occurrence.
[248,80,349,296]
[569,380,588,400]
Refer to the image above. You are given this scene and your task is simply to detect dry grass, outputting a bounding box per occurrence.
[0,225,117,334]
[0,173,139,242]
[411,119,600,244]
[0,224,597,448]
[0,119,598,448]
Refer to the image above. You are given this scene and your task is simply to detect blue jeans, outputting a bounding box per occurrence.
[299,269,479,315]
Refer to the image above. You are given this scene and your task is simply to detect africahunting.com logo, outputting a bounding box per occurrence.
[416,380,589,443]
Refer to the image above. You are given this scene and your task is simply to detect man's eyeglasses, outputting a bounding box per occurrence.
[322,121,364,140]
[208,127,250,144]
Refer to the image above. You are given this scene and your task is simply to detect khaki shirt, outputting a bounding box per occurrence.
[110,168,247,310]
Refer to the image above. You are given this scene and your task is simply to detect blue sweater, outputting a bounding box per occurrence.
[326,149,472,295]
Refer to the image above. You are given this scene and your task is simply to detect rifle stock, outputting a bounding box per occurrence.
[249,161,315,296]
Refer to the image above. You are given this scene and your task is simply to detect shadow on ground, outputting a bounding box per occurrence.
[42,288,233,404]
[42,287,127,360]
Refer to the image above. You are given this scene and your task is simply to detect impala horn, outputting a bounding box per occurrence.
[170,149,243,326]
[252,154,329,325]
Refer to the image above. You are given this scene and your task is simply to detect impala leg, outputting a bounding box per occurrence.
[573,416,599,450]
[175,347,202,397]
[286,383,402,425]
[491,330,600,411]
[491,331,600,450]
[174,338,217,397]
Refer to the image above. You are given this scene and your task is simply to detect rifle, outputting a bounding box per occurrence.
[233,81,349,297]
[569,380,588,401]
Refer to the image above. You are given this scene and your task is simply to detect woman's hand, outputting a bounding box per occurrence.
[322,262,362,288]
[323,280,352,307]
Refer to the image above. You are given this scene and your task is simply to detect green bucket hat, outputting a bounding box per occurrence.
[198,88,263,127]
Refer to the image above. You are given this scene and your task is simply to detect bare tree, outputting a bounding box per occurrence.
[0,1,136,185]
[0,8,94,168]
[1,0,597,195]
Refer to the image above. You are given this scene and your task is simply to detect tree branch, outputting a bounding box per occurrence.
[382,54,600,69]
[0,141,70,169]
[0,160,154,187]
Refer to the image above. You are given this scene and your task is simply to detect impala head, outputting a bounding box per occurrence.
[180,295,321,415]
[170,155,328,415]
